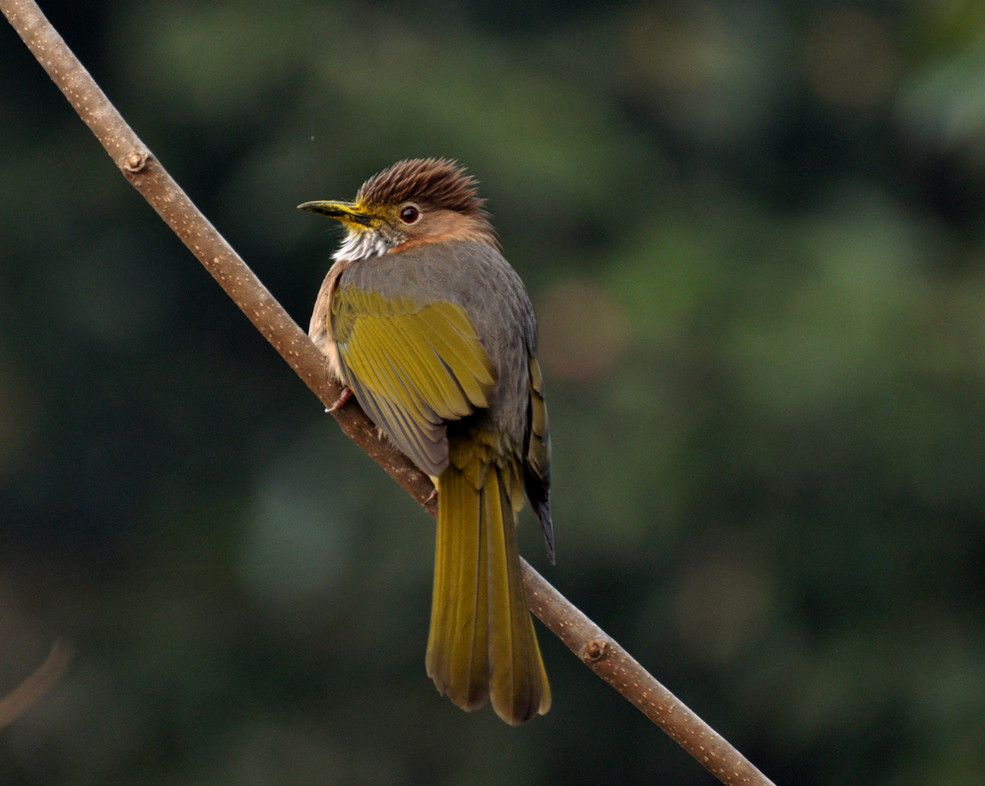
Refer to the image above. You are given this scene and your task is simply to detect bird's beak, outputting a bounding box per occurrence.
[298,200,376,227]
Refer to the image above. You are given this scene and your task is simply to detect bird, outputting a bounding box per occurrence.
[299,158,554,725]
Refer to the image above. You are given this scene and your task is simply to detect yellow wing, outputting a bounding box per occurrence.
[331,287,497,475]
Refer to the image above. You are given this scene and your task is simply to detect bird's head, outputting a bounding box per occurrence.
[299,158,497,260]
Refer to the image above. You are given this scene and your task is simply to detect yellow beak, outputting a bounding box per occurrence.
[298,200,377,227]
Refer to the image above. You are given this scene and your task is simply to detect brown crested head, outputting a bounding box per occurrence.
[356,158,487,218]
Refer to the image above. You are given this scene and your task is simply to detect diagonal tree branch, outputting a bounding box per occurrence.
[2,2,775,783]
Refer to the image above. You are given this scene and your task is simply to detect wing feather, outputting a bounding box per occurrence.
[331,287,497,475]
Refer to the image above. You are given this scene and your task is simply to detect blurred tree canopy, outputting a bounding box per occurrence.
[3,1,985,783]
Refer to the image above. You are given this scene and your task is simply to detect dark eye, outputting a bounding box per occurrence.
[399,205,420,224]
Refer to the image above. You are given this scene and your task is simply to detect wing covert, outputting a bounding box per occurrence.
[331,287,497,475]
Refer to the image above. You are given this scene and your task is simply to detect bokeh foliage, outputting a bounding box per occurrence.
[3,1,985,783]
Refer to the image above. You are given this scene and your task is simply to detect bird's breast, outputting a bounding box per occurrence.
[309,258,350,383]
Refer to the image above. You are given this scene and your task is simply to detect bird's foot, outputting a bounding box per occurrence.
[326,386,354,413]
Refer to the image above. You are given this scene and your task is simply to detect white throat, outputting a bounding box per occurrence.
[333,229,392,261]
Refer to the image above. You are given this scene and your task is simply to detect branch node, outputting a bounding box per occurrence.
[582,638,609,663]
[122,149,150,173]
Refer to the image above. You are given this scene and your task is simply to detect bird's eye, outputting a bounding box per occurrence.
[399,205,421,224]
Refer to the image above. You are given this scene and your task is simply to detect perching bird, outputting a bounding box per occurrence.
[300,158,554,725]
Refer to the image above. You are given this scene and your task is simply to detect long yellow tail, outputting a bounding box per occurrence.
[425,444,551,725]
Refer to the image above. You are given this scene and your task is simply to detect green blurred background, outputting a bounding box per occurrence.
[3,0,985,783]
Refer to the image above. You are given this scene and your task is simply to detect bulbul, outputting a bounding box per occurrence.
[300,158,554,725]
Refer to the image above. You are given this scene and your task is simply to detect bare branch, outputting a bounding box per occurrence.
[525,566,772,785]
[0,640,74,729]
[2,2,774,783]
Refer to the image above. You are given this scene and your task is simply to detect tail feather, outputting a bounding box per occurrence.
[427,465,488,710]
[426,453,550,724]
